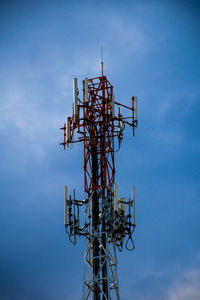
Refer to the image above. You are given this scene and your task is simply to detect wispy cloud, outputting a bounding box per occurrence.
[123,263,200,300]
[167,269,200,300]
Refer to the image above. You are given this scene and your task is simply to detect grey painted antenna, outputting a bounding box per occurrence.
[73,78,78,115]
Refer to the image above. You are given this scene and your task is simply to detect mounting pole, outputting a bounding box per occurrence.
[101,75,108,300]
[92,145,100,300]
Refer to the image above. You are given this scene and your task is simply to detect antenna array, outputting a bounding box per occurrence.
[60,68,138,300]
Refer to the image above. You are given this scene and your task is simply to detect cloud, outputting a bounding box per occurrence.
[0,2,199,300]
[122,264,200,300]
[167,269,200,300]
[0,60,69,152]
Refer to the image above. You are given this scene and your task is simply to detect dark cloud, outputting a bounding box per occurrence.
[0,0,199,299]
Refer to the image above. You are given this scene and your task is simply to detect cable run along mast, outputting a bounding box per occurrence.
[60,58,138,300]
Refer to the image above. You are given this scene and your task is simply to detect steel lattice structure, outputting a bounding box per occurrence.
[60,64,138,300]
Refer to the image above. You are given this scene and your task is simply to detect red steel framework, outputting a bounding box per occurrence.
[83,76,115,199]
[61,75,137,200]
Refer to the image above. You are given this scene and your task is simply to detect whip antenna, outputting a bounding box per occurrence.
[101,46,104,76]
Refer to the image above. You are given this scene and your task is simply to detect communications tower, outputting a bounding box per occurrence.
[60,58,138,299]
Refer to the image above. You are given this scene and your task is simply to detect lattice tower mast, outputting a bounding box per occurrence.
[60,59,138,300]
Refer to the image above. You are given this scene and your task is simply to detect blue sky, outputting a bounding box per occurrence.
[0,0,200,299]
